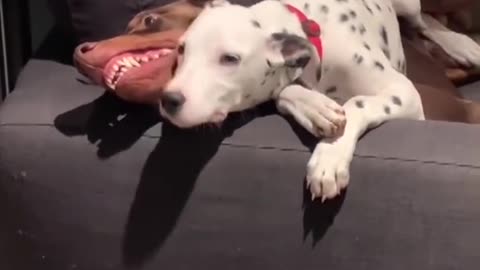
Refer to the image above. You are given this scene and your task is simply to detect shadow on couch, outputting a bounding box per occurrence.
[52,94,346,267]
[54,91,161,159]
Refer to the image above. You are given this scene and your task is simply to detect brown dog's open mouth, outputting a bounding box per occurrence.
[102,48,174,90]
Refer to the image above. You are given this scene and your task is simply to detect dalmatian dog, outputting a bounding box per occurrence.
[159,0,480,201]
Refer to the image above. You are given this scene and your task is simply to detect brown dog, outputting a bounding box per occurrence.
[73,0,480,124]
[73,0,205,104]
[419,0,480,85]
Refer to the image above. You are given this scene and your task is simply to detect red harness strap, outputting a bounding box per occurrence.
[285,4,323,59]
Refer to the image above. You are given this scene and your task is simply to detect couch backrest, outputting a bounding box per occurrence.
[45,0,262,45]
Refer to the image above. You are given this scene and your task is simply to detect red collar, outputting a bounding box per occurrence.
[285,4,323,59]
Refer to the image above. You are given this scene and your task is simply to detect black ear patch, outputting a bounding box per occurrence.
[270,33,313,68]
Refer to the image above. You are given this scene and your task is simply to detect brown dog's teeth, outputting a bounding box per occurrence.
[123,59,133,68]
[128,57,141,67]
[117,59,126,66]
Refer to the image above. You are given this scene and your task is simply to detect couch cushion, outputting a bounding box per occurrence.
[2,59,480,168]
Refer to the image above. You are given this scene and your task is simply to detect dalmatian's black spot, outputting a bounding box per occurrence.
[320,5,329,13]
[336,0,348,2]
[359,24,366,35]
[353,53,363,64]
[350,25,356,32]
[261,78,267,85]
[265,69,275,77]
[388,6,392,13]
[266,59,272,67]
[375,3,381,11]
[244,94,252,99]
[251,20,261,28]
[316,66,322,82]
[349,10,357,18]
[374,61,385,70]
[362,0,373,14]
[282,28,288,34]
[177,43,185,55]
[363,42,371,50]
[326,86,337,94]
[380,26,388,45]
[396,59,402,70]
[303,3,310,13]
[384,105,391,114]
[392,96,402,106]
[340,14,349,22]
[355,100,364,108]
[382,47,391,60]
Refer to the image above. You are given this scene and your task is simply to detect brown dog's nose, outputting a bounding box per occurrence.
[77,42,98,54]
[161,92,185,115]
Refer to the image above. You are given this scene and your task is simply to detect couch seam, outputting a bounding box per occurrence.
[217,144,480,170]
[1,123,479,169]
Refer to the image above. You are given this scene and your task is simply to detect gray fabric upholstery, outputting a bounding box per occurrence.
[1,59,480,269]
[2,60,480,165]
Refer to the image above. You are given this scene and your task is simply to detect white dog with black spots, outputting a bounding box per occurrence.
[159,0,480,201]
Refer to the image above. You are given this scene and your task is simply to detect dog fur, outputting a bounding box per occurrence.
[161,0,480,201]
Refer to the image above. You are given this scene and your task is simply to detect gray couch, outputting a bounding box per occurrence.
[1,1,480,269]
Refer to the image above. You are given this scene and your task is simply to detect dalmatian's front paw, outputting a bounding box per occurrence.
[306,139,352,201]
[303,91,347,137]
[278,90,346,138]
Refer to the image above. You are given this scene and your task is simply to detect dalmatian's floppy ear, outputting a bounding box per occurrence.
[205,0,231,8]
[266,32,313,69]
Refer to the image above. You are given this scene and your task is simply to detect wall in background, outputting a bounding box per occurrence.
[24,0,480,50]
[28,0,54,52]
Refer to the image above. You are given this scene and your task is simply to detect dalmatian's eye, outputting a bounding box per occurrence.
[219,53,241,65]
[143,15,157,27]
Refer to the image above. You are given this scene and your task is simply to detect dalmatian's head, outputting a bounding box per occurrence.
[160,0,315,128]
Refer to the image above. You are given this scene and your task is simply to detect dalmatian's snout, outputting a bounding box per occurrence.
[160,91,186,115]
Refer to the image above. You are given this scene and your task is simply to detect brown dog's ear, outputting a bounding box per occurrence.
[267,33,313,68]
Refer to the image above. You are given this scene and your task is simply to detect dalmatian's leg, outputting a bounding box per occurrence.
[306,72,424,201]
[275,84,347,138]
[420,13,480,68]
[392,0,480,68]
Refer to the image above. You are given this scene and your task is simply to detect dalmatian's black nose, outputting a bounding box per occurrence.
[161,92,185,115]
